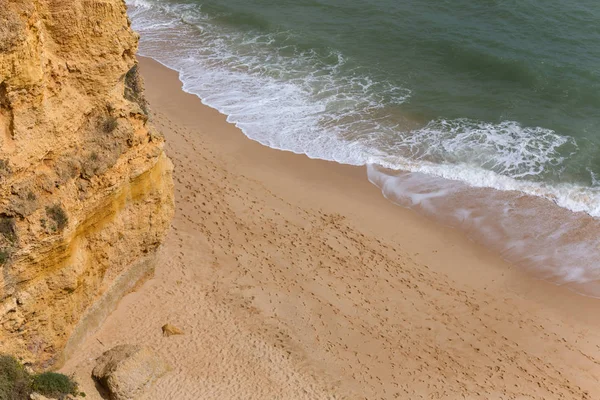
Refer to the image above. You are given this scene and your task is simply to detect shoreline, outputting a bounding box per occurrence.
[138,51,600,297]
[61,57,600,399]
[140,57,600,308]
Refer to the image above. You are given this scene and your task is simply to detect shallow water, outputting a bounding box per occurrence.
[126,0,600,294]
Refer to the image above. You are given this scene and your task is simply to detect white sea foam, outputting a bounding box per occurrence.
[367,165,600,293]
[126,0,600,219]
[127,0,153,10]
[124,0,600,292]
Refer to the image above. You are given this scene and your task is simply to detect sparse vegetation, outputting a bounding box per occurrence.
[0,216,16,265]
[0,250,8,265]
[102,116,118,133]
[0,355,31,400]
[124,64,148,115]
[0,216,16,243]
[0,355,82,399]
[32,372,78,398]
[46,204,68,231]
[8,184,40,218]
[81,151,105,179]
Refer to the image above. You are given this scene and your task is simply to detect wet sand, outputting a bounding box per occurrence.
[61,57,600,399]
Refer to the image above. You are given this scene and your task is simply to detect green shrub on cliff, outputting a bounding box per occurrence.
[32,372,78,398]
[46,205,68,232]
[0,216,17,243]
[0,249,9,265]
[0,355,82,399]
[0,355,31,400]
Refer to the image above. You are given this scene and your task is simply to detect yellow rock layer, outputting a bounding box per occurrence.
[0,0,174,368]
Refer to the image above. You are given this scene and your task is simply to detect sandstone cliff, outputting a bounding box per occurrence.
[0,0,174,368]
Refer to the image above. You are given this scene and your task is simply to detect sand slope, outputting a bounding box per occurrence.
[61,58,600,400]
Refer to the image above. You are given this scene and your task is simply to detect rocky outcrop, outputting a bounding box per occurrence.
[93,345,169,400]
[0,0,174,368]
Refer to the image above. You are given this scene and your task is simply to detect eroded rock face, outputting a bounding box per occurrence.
[93,345,169,400]
[0,0,174,368]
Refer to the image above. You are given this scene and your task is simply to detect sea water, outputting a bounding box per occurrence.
[126,0,600,295]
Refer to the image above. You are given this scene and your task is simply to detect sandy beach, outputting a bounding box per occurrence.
[61,57,600,399]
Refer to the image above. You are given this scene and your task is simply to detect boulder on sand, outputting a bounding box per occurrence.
[92,345,169,400]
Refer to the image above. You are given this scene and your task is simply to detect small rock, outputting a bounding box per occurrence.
[92,344,169,400]
[30,393,51,400]
[161,323,184,337]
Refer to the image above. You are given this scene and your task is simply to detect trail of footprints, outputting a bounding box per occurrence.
[152,113,596,400]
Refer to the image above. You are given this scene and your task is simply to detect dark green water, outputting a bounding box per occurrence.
[200,0,600,130]
[128,0,600,215]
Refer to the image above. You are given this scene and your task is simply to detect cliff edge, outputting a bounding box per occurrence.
[0,0,174,368]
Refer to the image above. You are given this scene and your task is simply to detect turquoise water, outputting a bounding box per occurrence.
[127,0,600,291]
